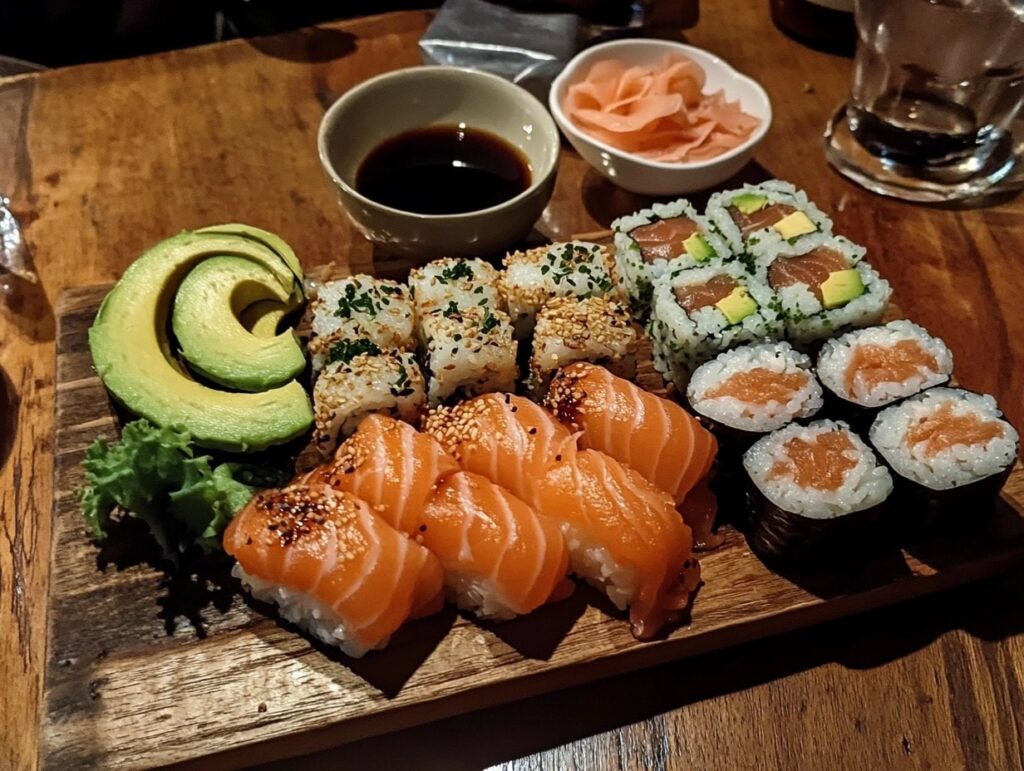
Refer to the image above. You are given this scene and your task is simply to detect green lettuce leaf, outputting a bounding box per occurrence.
[80,419,290,557]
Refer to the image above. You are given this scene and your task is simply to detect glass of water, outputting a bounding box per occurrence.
[825,0,1024,202]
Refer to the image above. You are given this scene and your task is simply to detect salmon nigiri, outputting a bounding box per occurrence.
[545,362,717,504]
[224,484,445,658]
[307,414,460,537]
[423,393,578,509]
[538,449,701,639]
[419,471,573,619]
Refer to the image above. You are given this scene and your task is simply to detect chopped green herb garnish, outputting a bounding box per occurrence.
[327,337,381,365]
[440,261,474,283]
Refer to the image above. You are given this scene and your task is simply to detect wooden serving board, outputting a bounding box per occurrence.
[42,284,1024,770]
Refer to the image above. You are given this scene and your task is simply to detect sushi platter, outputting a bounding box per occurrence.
[43,182,1024,768]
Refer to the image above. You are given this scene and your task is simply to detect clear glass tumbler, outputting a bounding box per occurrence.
[825,0,1024,202]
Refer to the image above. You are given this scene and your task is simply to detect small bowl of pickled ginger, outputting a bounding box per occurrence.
[549,39,771,195]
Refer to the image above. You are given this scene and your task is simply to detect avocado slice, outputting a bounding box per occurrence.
[89,231,313,452]
[820,269,865,309]
[195,223,305,293]
[773,211,817,240]
[683,233,715,262]
[173,256,306,391]
[731,193,767,215]
[241,299,288,338]
[715,287,758,324]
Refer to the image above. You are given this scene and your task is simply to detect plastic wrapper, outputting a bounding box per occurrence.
[419,0,586,101]
[0,194,37,295]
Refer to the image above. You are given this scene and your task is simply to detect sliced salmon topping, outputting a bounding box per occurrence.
[419,471,571,615]
[845,340,940,395]
[629,217,699,263]
[674,274,737,313]
[730,203,797,235]
[706,368,809,405]
[768,247,849,302]
[545,361,716,504]
[223,484,445,652]
[905,401,1004,457]
[769,430,857,491]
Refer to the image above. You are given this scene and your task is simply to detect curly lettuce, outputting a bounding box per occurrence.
[80,419,290,557]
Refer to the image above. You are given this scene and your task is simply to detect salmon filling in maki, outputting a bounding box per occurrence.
[846,341,939,396]
[729,202,797,235]
[630,217,700,263]
[768,431,857,491]
[673,274,738,313]
[707,369,811,406]
[767,247,849,302]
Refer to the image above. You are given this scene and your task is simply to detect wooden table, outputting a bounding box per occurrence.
[2,4,1022,769]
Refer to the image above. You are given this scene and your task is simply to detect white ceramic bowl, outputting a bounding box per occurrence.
[319,66,560,260]
[549,39,772,196]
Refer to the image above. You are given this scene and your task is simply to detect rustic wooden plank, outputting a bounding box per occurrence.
[40,282,1024,769]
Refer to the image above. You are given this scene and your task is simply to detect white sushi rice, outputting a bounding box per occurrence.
[775,260,892,345]
[611,199,730,316]
[419,304,518,404]
[312,350,425,454]
[444,573,523,621]
[310,275,415,349]
[706,179,833,256]
[647,259,783,388]
[233,563,379,659]
[528,296,638,397]
[817,320,953,407]
[561,523,639,612]
[870,388,1019,491]
[408,257,503,315]
[744,419,894,518]
[687,341,823,432]
[500,241,621,338]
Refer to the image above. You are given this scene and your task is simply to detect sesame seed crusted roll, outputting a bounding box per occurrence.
[500,241,622,339]
[310,275,415,360]
[312,350,425,456]
[409,257,503,316]
[419,303,518,405]
[528,295,638,398]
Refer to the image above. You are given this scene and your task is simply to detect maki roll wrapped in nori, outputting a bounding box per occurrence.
[743,419,894,563]
[500,241,620,339]
[647,258,783,389]
[687,342,823,455]
[869,388,1018,530]
[612,200,729,318]
[705,180,832,258]
[816,320,954,429]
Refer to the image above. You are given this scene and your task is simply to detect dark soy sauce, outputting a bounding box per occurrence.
[355,125,531,215]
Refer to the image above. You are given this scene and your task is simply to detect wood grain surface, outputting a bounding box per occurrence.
[2,3,1024,770]
[40,281,1024,769]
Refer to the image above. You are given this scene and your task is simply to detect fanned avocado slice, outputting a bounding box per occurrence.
[195,223,305,296]
[173,256,305,392]
[89,231,312,452]
[241,299,289,338]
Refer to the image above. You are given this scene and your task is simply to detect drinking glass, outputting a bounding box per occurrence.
[825,0,1024,202]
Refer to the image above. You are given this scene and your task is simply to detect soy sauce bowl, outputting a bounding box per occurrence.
[318,66,560,260]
